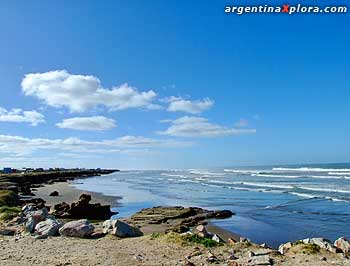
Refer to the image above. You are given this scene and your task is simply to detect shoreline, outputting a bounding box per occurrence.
[32,181,121,208]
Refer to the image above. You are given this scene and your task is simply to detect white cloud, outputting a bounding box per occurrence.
[234,118,249,128]
[157,116,256,138]
[21,70,161,113]
[0,107,45,126]
[0,134,193,157]
[166,96,214,114]
[56,116,116,131]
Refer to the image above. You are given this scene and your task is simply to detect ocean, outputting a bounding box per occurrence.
[71,163,350,248]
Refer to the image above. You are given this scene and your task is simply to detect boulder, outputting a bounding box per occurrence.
[49,191,59,197]
[279,242,292,255]
[51,194,116,220]
[102,219,143,237]
[35,218,63,238]
[212,234,224,243]
[334,237,350,254]
[59,219,94,238]
[303,238,337,253]
[249,254,271,265]
[193,225,211,238]
[25,208,49,233]
[0,229,15,236]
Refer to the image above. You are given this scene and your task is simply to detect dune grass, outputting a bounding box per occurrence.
[0,206,21,221]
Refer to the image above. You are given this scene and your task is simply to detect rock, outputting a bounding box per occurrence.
[240,237,250,243]
[334,237,350,254]
[227,254,238,260]
[51,194,117,220]
[320,257,327,261]
[249,254,271,265]
[193,225,211,238]
[303,238,337,253]
[0,229,15,236]
[35,218,63,238]
[49,191,59,196]
[59,219,94,238]
[183,261,196,266]
[25,208,49,233]
[207,251,217,263]
[22,204,36,215]
[102,219,143,237]
[125,206,233,232]
[248,251,255,257]
[228,238,237,245]
[212,234,224,243]
[279,242,292,255]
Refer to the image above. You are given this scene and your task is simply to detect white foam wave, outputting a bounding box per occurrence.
[299,186,350,194]
[161,173,187,178]
[189,171,226,176]
[273,167,350,172]
[224,169,260,174]
[288,192,316,198]
[328,172,350,176]
[251,173,301,178]
[241,182,293,190]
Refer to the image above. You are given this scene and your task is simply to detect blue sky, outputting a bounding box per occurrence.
[0,0,349,169]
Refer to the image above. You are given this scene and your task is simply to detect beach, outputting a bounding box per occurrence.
[32,181,120,207]
[1,168,350,265]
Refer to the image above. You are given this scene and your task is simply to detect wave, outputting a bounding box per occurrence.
[298,186,350,194]
[328,172,350,176]
[288,192,316,198]
[309,175,350,179]
[251,173,301,178]
[241,182,294,190]
[273,167,350,172]
[161,173,188,178]
[189,171,226,176]
[224,169,260,174]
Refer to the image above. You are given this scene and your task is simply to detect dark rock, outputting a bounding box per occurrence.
[0,229,16,236]
[51,194,117,220]
[49,191,59,197]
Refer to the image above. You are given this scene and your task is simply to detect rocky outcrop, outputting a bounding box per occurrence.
[51,194,117,220]
[125,206,233,234]
[102,219,143,237]
[59,219,94,238]
[49,191,59,196]
[334,237,350,254]
[278,242,292,255]
[302,238,338,253]
[35,218,63,238]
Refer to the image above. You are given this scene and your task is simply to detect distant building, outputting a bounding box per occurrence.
[3,168,12,174]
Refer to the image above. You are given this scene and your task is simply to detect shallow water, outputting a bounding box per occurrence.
[72,163,350,248]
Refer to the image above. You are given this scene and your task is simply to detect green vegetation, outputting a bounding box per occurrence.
[0,190,20,207]
[150,232,162,240]
[184,234,223,248]
[0,206,21,221]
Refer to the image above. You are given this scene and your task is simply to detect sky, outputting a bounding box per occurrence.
[0,0,349,169]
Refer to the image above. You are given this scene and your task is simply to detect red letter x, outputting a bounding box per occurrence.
[282,5,290,12]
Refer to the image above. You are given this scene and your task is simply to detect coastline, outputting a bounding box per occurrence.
[32,181,121,207]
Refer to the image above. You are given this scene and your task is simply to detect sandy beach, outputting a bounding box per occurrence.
[32,181,120,207]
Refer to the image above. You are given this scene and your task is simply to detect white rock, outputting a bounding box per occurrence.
[59,219,94,238]
[212,234,224,243]
[278,242,292,255]
[102,219,142,237]
[35,218,63,238]
[334,237,350,254]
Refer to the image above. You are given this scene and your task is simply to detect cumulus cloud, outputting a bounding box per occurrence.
[56,116,116,131]
[166,96,214,114]
[157,116,256,138]
[0,134,193,157]
[0,107,45,126]
[21,70,161,113]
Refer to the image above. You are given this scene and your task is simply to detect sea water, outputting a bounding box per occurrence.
[72,163,350,248]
